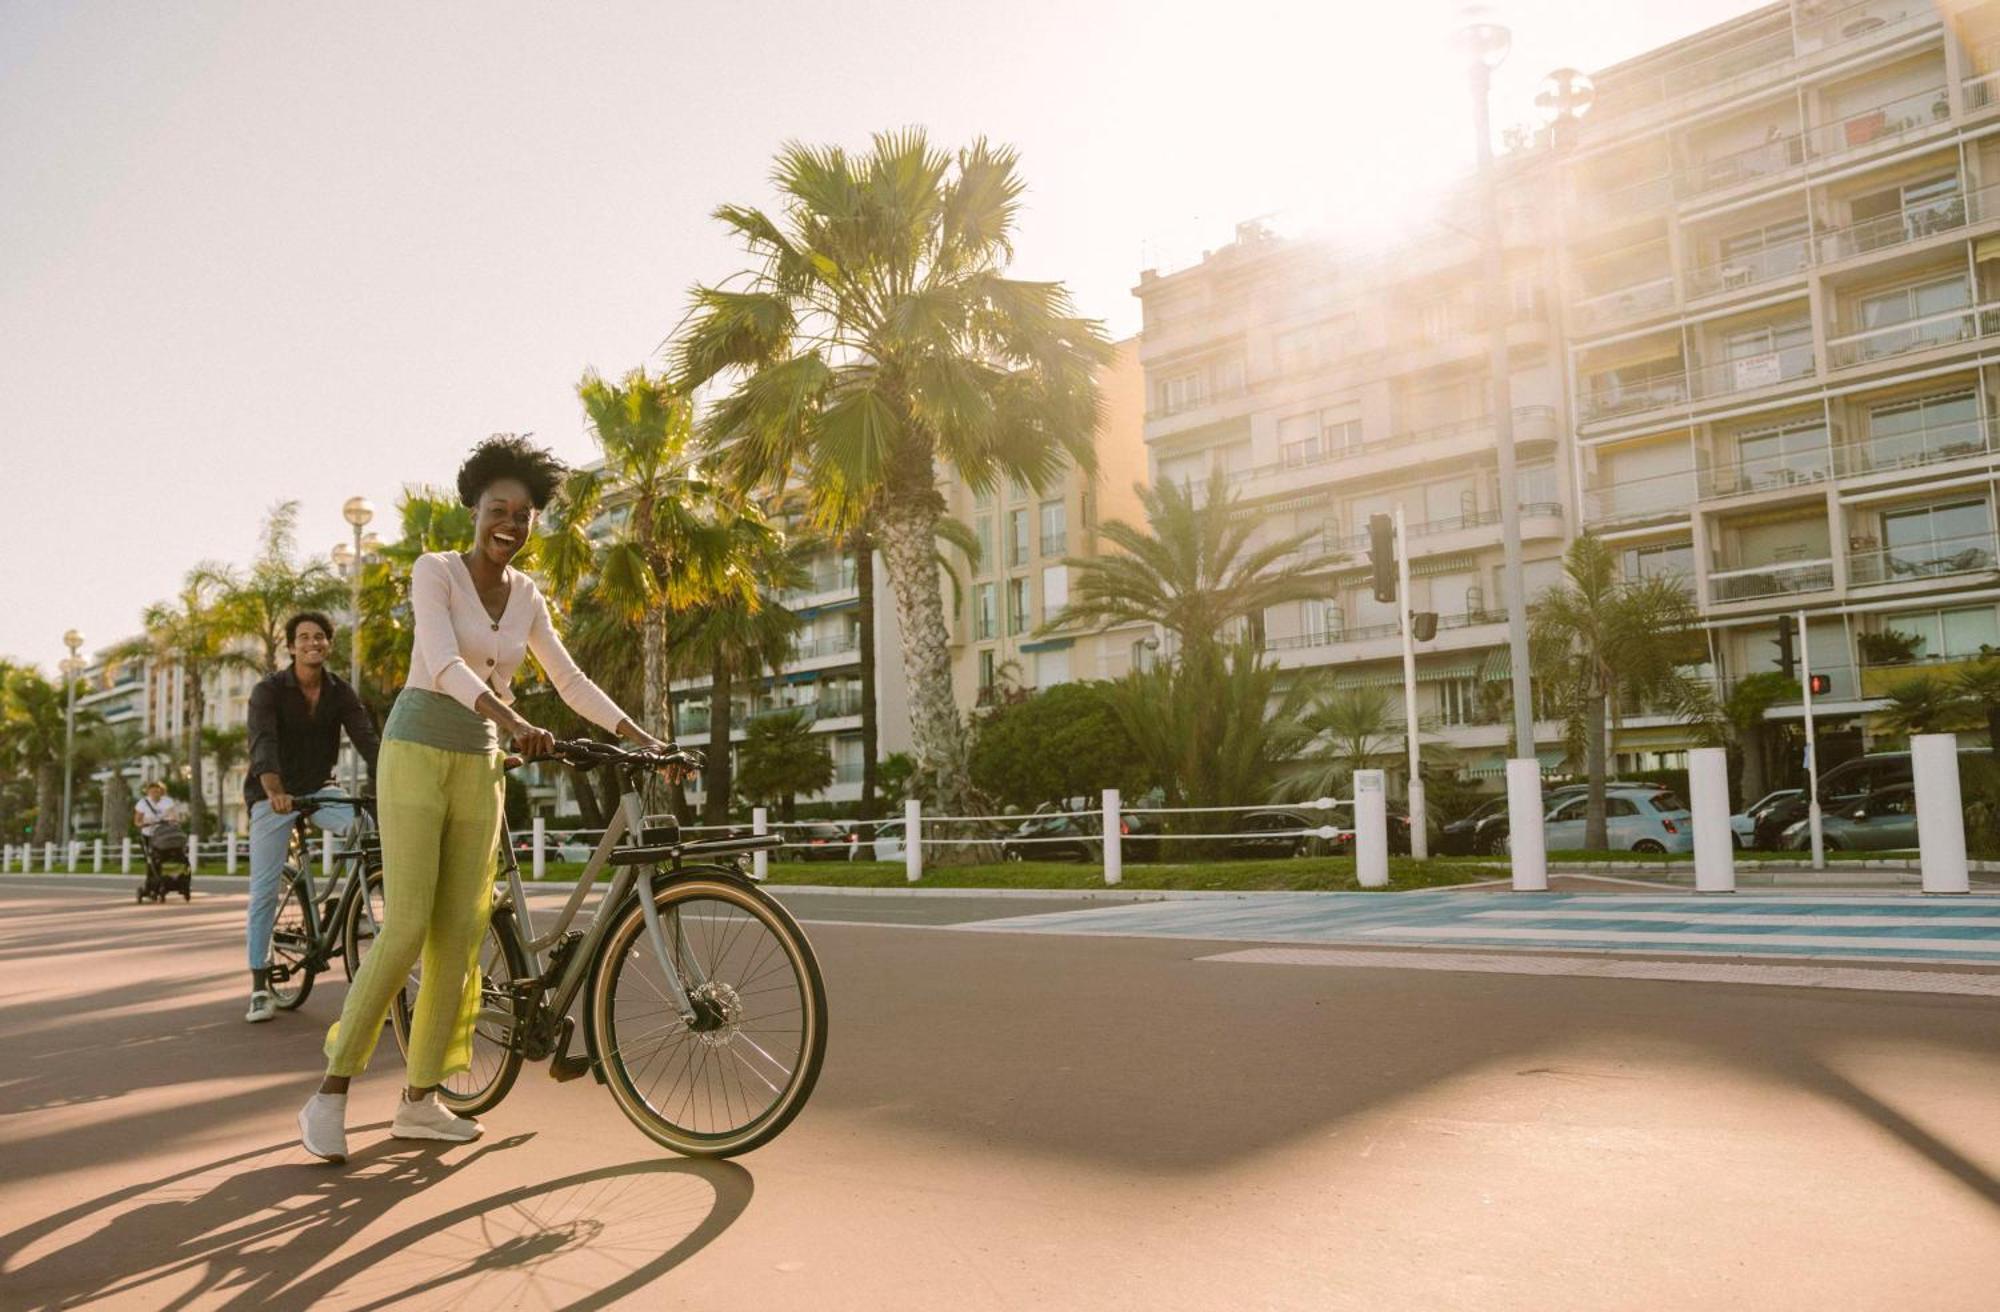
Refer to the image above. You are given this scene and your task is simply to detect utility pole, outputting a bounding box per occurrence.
[1394,510,1427,858]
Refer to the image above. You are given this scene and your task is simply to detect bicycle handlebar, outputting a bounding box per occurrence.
[540,738,705,773]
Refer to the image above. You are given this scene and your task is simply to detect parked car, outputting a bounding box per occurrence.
[870,819,905,863]
[782,821,860,861]
[1751,748,1989,849]
[554,829,607,863]
[1784,782,1918,852]
[1730,789,1800,849]
[1438,781,1668,856]
[1512,786,1694,854]
[1229,809,1349,860]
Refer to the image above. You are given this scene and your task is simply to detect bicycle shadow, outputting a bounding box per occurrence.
[0,1132,752,1311]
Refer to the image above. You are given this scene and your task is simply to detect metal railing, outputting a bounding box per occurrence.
[1582,467,1702,524]
[1039,531,1067,557]
[1701,448,1833,498]
[1709,558,1836,602]
[1684,238,1811,299]
[1827,302,2000,369]
[776,561,858,605]
[1680,85,1951,202]
[1589,29,1796,119]
[1572,275,1677,333]
[1847,530,2000,586]
[1581,341,1814,423]
[1227,407,1557,488]
[1817,190,1977,264]
[1263,607,1507,653]
[791,632,861,661]
[1833,415,2000,476]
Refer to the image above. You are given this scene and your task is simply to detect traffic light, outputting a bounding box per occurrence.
[1369,514,1396,603]
[1411,611,1438,642]
[1808,673,1831,696]
[1772,619,1796,680]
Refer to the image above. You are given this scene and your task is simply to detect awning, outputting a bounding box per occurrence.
[1976,234,2000,264]
[781,670,820,686]
[1466,748,1568,777]
[1413,554,1478,578]
[792,598,860,619]
[1019,637,1074,653]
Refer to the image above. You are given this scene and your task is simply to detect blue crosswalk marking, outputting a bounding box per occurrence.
[959,892,2000,963]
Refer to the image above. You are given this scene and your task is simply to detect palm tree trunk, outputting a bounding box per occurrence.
[31,763,59,844]
[104,769,131,840]
[854,531,879,823]
[186,669,207,838]
[1584,682,1608,850]
[641,605,676,818]
[876,494,972,817]
[704,653,734,825]
[566,766,605,828]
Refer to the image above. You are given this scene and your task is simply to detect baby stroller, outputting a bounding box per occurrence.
[139,822,193,903]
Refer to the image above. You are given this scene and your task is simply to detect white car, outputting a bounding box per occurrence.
[871,820,905,863]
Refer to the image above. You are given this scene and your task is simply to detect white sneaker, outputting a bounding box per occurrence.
[299,1092,348,1163]
[391,1093,483,1143]
[245,991,275,1023]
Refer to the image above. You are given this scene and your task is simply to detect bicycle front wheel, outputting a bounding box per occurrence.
[589,875,827,1158]
[339,863,385,982]
[267,868,317,1011]
[388,906,527,1117]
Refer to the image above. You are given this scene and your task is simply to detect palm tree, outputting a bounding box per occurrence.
[216,501,350,672]
[352,488,475,719]
[1953,654,2000,752]
[1056,468,1328,670]
[1283,686,1404,802]
[200,725,249,828]
[1875,674,1966,740]
[1107,639,1314,813]
[2,666,67,843]
[735,709,835,822]
[111,568,250,837]
[81,722,147,837]
[674,130,1112,815]
[1530,534,1710,849]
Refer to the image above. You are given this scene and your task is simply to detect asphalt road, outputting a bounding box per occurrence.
[2,877,1997,1311]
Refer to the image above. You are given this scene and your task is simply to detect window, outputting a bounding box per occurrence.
[1723,319,1810,360]
[973,484,994,510]
[1278,411,1360,468]
[1850,174,1962,249]
[973,517,995,575]
[974,583,997,640]
[1158,453,1204,492]
[1493,558,1566,610]
[1008,475,1028,503]
[1131,637,1159,672]
[1007,578,1030,634]
[1733,419,1828,487]
[1866,391,1979,467]
[1880,499,1994,576]
[1041,564,1069,616]
[1220,443,1252,479]
[978,649,997,690]
[1604,797,1640,818]
[1034,649,1071,687]
[1854,277,1972,357]
[1880,605,2000,658]
[1159,371,1206,415]
[1300,599,1335,644]
[1039,501,1066,555]
[1008,508,1029,567]
[1515,464,1557,508]
[1436,677,1479,726]
[1622,541,1695,584]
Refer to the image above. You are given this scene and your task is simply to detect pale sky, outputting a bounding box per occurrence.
[0,0,1768,669]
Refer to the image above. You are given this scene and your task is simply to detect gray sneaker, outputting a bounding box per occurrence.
[245,991,275,1023]
[299,1092,348,1162]
[391,1093,483,1142]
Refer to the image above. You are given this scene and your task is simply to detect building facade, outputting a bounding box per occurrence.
[1133,0,2000,785]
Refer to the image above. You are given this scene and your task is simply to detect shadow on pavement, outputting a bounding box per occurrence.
[0,1132,752,1310]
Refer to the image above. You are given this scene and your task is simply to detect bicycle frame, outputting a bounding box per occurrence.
[284,798,380,963]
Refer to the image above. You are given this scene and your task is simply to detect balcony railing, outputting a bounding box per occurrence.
[1580,372,1688,422]
[1709,558,1836,602]
[1847,530,2000,586]
[777,562,859,605]
[1590,29,1795,119]
[1684,238,1811,299]
[1582,467,1701,524]
[1818,188,1978,263]
[1827,302,2000,369]
[1680,85,1952,202]
[1581,341,1814,423]
[792,632,861,661]
[1833,415,2000,477]
[1228,406,1558,487]
[1701,448,1832,498]
[1572,275,1677,333]
[1264,608,1506,654]
[1147,381,1249,421]
[1040,532,1067,556]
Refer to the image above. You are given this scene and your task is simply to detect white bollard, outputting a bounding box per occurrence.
[1102,789,1123,887]
[1506,759,1548,892]
[45,841,56,872]
[532,816,546,881]
[67,840,80,871]
[905,799,923,883]
[321,828,334,878]
[1911,733,1970,895]
[226,831,238,875]
[188,836,200,871]
[1689,747,1735,894]
[94,838,104,873]
[752,808,769,881]
[121,837,132,874]
[1355,770,1389,888]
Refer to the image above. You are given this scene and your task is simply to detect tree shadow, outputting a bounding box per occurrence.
[0,1133,751,1311]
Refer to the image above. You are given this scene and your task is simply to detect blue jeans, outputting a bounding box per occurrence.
[247,791,357,972]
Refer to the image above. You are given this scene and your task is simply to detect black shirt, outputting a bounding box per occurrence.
[243,666,381,806]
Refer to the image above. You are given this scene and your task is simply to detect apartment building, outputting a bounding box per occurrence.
[941,336,1154,706]
[1134,0,2000,784]
[1567,0,2000,764]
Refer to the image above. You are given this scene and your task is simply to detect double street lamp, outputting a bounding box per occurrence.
[59,628,84,849]
[335,496,378,794]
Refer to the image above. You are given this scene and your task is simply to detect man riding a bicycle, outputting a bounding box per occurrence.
[244,611,379,1023]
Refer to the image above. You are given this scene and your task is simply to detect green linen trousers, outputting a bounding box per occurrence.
[324,738,505,1087]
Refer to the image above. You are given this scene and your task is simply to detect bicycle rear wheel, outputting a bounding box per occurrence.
[267,868,317,1010]
[387,906,527,1116]
[589,875,826,1158]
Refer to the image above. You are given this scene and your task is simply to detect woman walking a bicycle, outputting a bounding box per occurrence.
[300,434,684,1162]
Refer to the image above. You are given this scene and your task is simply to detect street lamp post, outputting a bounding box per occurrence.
[60,629,84,852]
[339,496,375,794]
[1459,6,1536,765]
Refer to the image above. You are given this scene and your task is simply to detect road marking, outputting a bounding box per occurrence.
[1364,926,2000,954]
[1200,947,2000,996]
[1466,909,2000,929]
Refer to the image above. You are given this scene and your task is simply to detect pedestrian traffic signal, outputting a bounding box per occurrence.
[1411,611,1438,642]
[1369,514,1396,604]
[1808,673,1831,696]
[1772,619,1796,680]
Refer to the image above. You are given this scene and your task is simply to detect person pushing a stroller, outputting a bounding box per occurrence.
[133,781,191,902]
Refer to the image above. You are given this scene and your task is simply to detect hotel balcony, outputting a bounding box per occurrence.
[1227,407,1557,503]
[1832,414,2000,480]
[1580,342,1815,425]
[1581,466,1700,528]
[1678,84,1955,206]
[1709,558,1837,603]
[1683,236,1811,301]
[1827,301,2000,370]
[1262,607,1511,669]
[1571,274,1677,336]
[1846,530,2000,588]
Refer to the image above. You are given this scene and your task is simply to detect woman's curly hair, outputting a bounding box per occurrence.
[456,433,567,510]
